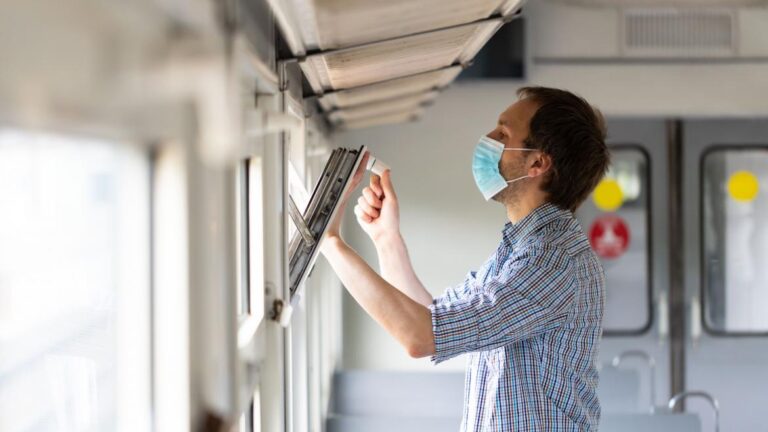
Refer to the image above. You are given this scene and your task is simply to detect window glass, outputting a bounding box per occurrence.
[247,157,265,325]
[0,129,151,431]
[237,161,251,317]
[702,147,768,333]
[576,146,651,334]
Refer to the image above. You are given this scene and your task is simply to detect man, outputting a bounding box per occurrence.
[320,86,609,431]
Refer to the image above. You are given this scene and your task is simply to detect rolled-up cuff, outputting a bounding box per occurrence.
[429,299,477,365]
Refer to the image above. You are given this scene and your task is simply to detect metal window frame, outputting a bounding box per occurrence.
[699,144,768,337]
[600,144,655,337]
[287,146,368,303]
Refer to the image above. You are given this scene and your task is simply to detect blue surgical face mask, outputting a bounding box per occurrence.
[472,135,536,201]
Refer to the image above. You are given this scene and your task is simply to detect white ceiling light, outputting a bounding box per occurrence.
[299,19,503,93]
[316,66,461,111]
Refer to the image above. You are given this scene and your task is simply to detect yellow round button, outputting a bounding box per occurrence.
[727,170,759,202]
[593,178,624,212]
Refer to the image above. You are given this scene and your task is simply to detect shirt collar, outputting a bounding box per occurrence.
[502,202,568,245]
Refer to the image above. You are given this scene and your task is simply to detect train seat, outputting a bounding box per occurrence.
[596,365,641,413]
[600,413,701,432]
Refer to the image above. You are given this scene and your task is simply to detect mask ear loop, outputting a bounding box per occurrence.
[506,175,530,184]
[501,148,538,184]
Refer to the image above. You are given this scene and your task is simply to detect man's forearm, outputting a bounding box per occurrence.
[321,236,435,358]
[374,233,433,307]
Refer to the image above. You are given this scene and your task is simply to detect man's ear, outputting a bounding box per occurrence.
[528,152,552,178]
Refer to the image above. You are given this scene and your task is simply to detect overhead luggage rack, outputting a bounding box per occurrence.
[268,0,525,129]
[326,91,439,125]
[316,66,462,112]
[306,0,523,51]
[297,17,505,94]
[339,110,424,130]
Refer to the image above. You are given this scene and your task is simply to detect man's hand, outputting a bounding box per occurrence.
[323,152,369,241]
[354,169,400,244]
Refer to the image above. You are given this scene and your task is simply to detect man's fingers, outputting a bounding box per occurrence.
[357,196,380,218]
[362,187,383,208]
[370,175,383,198]
[354,205,373,223]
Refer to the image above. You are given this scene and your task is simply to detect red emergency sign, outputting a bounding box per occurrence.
[588,215,630,260]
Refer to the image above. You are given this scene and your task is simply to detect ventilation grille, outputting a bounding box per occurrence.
[623,8,735,57]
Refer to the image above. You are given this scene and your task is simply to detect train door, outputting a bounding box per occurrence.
[682,119,768,432]
[575,120,671,412]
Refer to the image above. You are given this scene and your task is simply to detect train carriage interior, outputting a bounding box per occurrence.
[1,0,767,431]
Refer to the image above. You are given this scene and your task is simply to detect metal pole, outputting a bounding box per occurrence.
[667,119,686,411]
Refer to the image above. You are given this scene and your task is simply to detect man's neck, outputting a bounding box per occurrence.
[505,194,548,224]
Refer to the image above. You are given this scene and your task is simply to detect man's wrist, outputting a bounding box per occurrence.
[373,231,404,252]
[321,234,345,255]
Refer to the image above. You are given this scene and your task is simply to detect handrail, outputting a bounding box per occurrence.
[668,390,720,432]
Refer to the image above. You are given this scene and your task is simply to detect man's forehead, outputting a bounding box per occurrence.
[498,99,537,126]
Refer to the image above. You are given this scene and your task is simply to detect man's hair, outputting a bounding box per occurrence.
[517,86,609,212]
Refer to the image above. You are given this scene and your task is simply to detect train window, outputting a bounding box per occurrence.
[576,146,652,334]
[0,129,151,430]
[287,147,366,299]
[701,146,768,334]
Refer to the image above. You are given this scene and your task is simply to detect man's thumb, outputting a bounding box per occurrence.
[381,169,397,199]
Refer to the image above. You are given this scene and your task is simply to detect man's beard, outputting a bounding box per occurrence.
[492,158,527,205]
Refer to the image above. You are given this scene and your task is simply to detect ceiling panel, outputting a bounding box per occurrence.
[316,66,461,111]
[299,19,502,93]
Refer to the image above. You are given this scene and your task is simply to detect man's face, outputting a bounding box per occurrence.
[485,98,539,203]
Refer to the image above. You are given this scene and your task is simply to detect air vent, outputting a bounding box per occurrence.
[623,8,736,57]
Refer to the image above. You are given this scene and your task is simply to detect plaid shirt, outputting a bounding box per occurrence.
[429,202,604,431]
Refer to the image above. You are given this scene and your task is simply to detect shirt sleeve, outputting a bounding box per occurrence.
[429,247,576,364]
[434,270,476,307]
